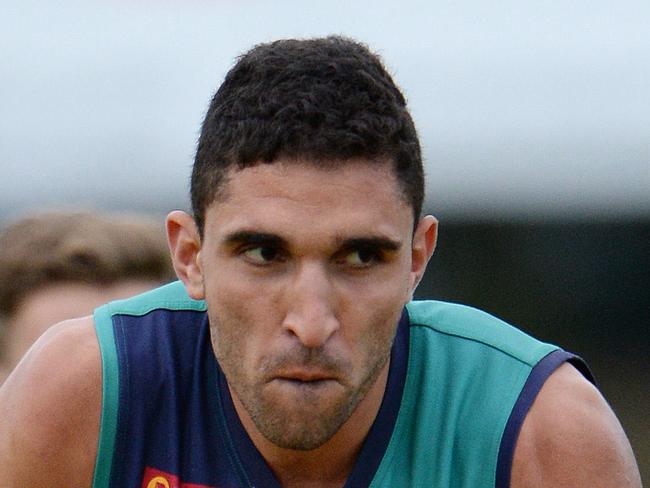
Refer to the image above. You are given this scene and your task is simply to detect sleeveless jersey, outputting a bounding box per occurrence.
[93,281,592,488]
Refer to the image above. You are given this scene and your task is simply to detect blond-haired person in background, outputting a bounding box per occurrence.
[0,211,175,384]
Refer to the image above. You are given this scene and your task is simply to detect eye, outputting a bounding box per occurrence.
[242,246,281,265]
[339,248,381,268]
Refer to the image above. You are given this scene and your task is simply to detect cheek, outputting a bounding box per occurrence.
[340,262,412,311]
[206,261,278,320]
[334,261,411,350]
[340,285,406,366]
[205,273,282,365]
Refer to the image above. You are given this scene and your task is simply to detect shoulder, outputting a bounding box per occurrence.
[98,280,206,317]
[0,316,101,487]
[406,300,556,364]
[511,362,642,488]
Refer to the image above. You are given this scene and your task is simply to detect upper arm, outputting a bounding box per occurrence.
[511,362,642,488]
[0,317,102,488]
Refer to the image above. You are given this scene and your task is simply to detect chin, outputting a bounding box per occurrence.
[250,391,357,450]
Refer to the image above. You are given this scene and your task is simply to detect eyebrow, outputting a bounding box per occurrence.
[222,231,289,248]
[337,237,402,252]
[222,230,402,252]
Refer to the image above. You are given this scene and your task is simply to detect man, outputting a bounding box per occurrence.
[0,211,175,384]
[0,37,641,487]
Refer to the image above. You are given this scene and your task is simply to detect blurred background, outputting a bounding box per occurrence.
[2,0,648,481]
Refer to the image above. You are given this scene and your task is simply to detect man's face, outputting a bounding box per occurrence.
[197,159,424,450]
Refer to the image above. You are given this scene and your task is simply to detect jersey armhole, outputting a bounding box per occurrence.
[92,305,120,488]
[495,349,594,488]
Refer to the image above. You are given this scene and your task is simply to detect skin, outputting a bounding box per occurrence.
[0,160,641,487]
[0,317,100,488]
[512,363,642,488]
[0,280,161,384]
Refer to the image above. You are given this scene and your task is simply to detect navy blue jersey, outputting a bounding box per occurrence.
[93,282,409,487]
[93,282,592,488]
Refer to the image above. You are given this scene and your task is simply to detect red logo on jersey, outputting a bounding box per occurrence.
[141,466,215,488]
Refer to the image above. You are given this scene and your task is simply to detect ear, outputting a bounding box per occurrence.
[409,215,438,296]
[166,210,205,300]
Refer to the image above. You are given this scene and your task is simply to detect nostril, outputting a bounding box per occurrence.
[282,312,340,349]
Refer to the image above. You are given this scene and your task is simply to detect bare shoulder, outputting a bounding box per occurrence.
[0,316,101,488]
[511,362,642,488]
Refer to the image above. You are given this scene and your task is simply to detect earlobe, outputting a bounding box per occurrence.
[409,215,438,295]
[166,211,205,300]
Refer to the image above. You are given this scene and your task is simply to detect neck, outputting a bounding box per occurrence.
[231,361,390,487]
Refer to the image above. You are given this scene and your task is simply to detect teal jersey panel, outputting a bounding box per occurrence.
[92,303,120,488]
[371,301,557,488]
[99,280,207,317]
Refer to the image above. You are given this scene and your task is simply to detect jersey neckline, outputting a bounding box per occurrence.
[213,308,411,487]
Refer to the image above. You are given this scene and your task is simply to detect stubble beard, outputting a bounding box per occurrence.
[211,318,393,451]
[242,347,390,451]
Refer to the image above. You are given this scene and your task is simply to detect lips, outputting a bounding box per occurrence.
[272,377,337,395]
[267,370,342,396]
[274,370,336,382]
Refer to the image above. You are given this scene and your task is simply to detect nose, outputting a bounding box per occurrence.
[282,261,340,349]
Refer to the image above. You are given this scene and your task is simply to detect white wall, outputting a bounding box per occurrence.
[2,0,649,220]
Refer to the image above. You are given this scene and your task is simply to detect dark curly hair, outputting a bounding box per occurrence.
[191,36,424,235]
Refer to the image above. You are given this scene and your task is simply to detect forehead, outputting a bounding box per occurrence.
[203,159,412,242]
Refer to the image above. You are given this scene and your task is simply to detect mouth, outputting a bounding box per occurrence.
[272,377,338,395]
[276,370,335,382]
[271,370,339,389]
